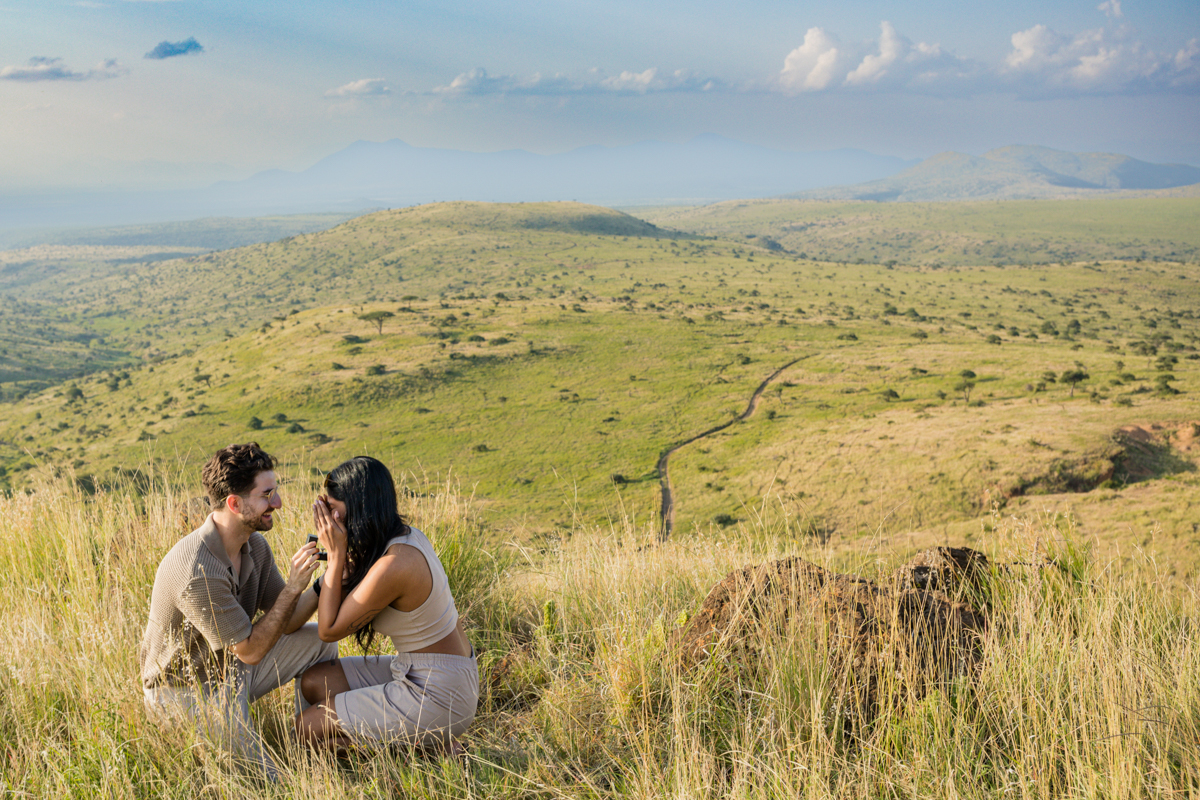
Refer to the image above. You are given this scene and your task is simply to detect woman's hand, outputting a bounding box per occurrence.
[312,496,348,556]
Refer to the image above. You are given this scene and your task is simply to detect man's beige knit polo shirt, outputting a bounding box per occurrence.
[139,514,286,690]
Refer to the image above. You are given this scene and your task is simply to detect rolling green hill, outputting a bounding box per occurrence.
[786,145,1200,202]
[634,196,1200,266]
[4,200,1200,571]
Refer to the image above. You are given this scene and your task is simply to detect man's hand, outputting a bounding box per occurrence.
[287,541,322,592]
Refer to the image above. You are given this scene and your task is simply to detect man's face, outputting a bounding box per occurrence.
[234,470,282,532]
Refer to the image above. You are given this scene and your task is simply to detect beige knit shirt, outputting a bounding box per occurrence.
[138,514,286,690]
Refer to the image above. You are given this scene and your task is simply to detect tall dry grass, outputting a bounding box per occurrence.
[2,466,1199,798]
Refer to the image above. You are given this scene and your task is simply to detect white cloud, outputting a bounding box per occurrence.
[600,68,658,92]
[431,66,721,97]
[780,23,978,94]
[774,10,1198,99]
[1175,39,1199,75]
[780,27,844,92]
[844,21,905,85]
[1002,21,1194,93]
[325,78,391,97]
[419,11,1196,103]
[0,56,125,81]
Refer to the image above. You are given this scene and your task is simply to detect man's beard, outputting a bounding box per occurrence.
[240,508,274,532]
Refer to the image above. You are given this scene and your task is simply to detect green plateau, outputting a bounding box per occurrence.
[4,199,1200,572]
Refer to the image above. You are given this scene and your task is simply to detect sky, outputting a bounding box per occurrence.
[1,0,1198,191]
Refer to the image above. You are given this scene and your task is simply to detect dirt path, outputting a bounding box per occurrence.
[657,357,807,541]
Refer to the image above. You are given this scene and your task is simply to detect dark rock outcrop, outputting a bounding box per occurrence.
[670,549,991,728]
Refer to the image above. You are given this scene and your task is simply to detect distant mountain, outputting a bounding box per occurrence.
[0,136,914,230]
[789,146,1200,202]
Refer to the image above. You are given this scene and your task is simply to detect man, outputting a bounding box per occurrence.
[139,442,336,778]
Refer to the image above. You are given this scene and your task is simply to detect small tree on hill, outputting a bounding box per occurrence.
[1061,369,1089,397]
[358,310,394,334]
[955,380,975,403]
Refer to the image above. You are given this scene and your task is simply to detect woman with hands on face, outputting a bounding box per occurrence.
[292,456,477,752]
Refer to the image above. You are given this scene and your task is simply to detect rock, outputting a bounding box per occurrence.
[891,546,990,599]
[670,551,989,729]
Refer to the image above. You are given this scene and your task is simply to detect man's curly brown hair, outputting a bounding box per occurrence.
[201,443,277,508]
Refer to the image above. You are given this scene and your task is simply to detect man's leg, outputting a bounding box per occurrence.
[145,682,280,781]
[243,622,339,709]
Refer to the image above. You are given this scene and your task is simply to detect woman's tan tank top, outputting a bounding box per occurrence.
[369,527,459,653]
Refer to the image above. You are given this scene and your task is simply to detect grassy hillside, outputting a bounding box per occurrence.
[633,197,1200,266]
[782,146,1200,202]
[4,200,1200,572]
[4,476,1200,798]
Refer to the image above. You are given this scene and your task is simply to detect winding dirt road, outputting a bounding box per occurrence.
[657,357,807,541]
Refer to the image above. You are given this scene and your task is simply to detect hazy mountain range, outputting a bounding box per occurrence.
[0,136,913,231]
[2,140,1197,238]
[791,145,1200,202]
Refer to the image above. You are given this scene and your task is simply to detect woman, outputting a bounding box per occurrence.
[293,456,478,751]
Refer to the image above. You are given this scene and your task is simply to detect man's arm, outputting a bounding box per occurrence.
[283,587,319,635]
[231,542,320,665]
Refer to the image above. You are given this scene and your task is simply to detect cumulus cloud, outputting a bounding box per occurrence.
[0,56,125,81]
[776,10,1197,98]
[431,66,720,96]
[326,78,391,97]
[1002,20,1196,94]
[843,22,906,85]
[144,37,203,60]
[779,28,845,91]
[780,23,978,94]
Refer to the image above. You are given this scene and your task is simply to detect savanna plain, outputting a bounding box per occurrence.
[3,197,1200,797]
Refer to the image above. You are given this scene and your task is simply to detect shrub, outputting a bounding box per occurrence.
[248,416,263,430]
[366,364,385,376]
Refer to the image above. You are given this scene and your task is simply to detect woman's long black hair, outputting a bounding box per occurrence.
[322,456,409,652]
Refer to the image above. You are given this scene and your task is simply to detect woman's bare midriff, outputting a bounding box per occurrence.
[406,618,472,657]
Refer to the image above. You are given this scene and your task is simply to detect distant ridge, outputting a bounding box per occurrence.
[0,136,913,230]
[789,145,1200,202]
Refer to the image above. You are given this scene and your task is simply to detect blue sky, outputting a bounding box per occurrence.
[1,0,1197,190]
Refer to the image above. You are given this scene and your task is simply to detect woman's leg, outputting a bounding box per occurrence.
[299,660,351,707]
[295,698,354,748]
[295,656,393,748]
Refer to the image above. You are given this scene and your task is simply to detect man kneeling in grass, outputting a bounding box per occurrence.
[139,443,337,779]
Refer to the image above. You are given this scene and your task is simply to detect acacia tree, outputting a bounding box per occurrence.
[358,310,395,334]
[953,369,977,402]
[1060,368,1089,397]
